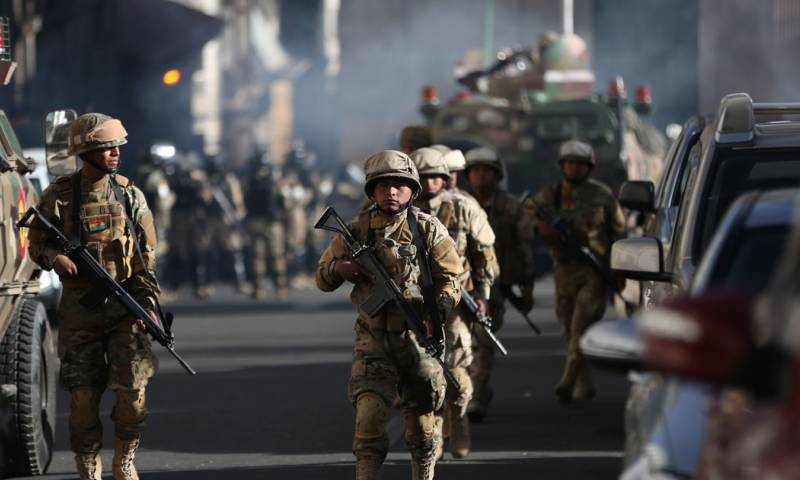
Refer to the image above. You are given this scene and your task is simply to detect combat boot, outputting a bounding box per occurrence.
[448,404,470,459]
[411,460,435,480]
[112,438,140,480]
[75,452,102,480]
[355,457,382,480]
[573,366,596,401]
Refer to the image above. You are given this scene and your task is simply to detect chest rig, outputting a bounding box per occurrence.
[59,174,133,286]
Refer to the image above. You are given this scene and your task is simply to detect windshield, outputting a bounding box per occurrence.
[708,225,790,293]
[695,149,800,259]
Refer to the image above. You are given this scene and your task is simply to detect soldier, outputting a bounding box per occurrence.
[525,140,625,403]
[28,113,159,480]
[399,125,433,154]
[410,148,498,459]
[166,155,214,298]
[205,156,250,293]
[464,146,535,421]
[316,150,462,480]
[244,152,290,300]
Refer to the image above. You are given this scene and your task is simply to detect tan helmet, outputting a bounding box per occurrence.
[465,146,504,179]
[68,113,128,156]
[559,139,595,166]
[410,147,450,180]
[363,150,421,196]
[429,144,451,154]
[443,149,466,172]
[398,125,432,153]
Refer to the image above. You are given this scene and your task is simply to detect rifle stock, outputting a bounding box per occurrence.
[459,288,508,355]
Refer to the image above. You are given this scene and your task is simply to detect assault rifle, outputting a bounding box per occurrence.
[497,284,541,336]
[17,207,196,375]
[459,288,507,355]
[314,206,460,391]
[533,204,621,298]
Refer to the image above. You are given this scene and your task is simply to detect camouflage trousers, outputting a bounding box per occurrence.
[246,218,288,293]
[58,288,157,453]
[348,320,446,464]
[168,213,212,291]
[468,290,506,405]
[554,263,607,394]
[444,305,473,414]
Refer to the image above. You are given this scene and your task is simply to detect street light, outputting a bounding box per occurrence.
[162,69,181,86]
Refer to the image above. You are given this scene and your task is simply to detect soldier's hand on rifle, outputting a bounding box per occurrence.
[53,254,79,278]
[476,298,488,315]
[135,310,157,332]
[334,260,370,283]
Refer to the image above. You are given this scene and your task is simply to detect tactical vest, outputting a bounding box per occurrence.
[56,174,135,287]
[426,195,472,286]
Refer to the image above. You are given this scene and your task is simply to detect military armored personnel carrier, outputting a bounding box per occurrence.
[0,18,57,477]
[420,33,667,195]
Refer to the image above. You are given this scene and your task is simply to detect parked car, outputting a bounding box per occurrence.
[582,187,800,478]
[615,93,800,310]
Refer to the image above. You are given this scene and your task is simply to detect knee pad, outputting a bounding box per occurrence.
[112,389,147,440]
[355,393,388,440]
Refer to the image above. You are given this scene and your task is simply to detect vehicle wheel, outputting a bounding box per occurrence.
[0,298,57,476]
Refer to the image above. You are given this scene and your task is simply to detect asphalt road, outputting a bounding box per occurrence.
[15,276,628,479]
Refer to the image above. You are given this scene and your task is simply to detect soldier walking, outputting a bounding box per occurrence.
[28,113,160,480]
[410,148,498,459]
[463,147,535,421]
[245,152,290,300]
[526,140,625,403]
[316,150,462,480]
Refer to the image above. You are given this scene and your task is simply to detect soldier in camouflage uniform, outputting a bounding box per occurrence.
[410,148,498,459]
[316,150,462,480]
[28,113,159,480]
[526,140,625,403]
[464,147,535,421]
[244,153,291,300]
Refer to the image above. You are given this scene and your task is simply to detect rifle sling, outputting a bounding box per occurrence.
[406,209,443,343]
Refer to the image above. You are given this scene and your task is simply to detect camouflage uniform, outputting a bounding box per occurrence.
[167,163,214,298]
[244,160,290,300]
[27,113,159,480]
[528,140,625,402]
[411,147,498,458]
[206,164,249,292]
[316,150,462,480]
[464,147,534,420]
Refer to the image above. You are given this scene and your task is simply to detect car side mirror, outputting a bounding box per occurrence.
[619,180,655,212]
[45,109,80,176]
[611,237,671,282]
[580,317,644,372]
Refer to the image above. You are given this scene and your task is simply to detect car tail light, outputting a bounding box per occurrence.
[640,291,753,381]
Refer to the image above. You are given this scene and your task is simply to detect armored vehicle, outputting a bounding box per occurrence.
[0,18,57,477]
[420,34,666,195]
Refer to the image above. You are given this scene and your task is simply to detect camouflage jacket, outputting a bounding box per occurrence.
[415,190,498,299]
[28,172,160,308]
[528,178,625,267]
[316,206,462,333]
[471,188,534,288]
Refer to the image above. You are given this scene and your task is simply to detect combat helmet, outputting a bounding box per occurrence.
[443,149,466,172]
[399,125,432,153]
[68,113,128,156]
[465,146,504,180]
[363,150,421,196]
[558,139,595,166]
[410,147,450,180]
[428,144,451,154]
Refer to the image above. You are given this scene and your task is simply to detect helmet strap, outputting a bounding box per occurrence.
[81,154,118,175]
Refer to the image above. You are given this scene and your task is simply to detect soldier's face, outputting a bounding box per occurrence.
[467,165,498,189]
[561,159,591,183]
[373,178,415,213]
[419,175,446,199]
[84,146,121,173]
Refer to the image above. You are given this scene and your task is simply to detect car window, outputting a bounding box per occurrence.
[672,143,700,208]
[695,150,800,259]
[709,226,789,293]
